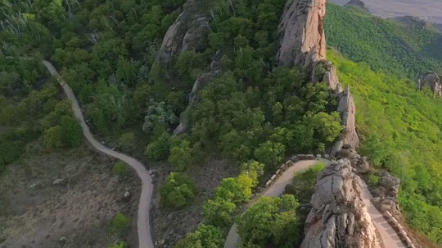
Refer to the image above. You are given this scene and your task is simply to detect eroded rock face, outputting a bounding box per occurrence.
[372,171,401,216]
[277,0,327,67]
[301,159,382,248]
[417,72,442,97]
[156,0,211,64]
[337,86,359,149]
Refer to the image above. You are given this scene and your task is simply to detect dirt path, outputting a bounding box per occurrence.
[42,60,154,248]
[224,160,405,248]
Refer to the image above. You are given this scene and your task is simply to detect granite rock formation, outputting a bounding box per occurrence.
[301,159,382,248]
[417,72,442,97]
[277,0,359,153]
[372,171,401,217]
[156,0,211,64]
[277,0,327,67]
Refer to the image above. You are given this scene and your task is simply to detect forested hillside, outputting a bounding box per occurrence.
[3,0,442,247]
[325,3,442,78]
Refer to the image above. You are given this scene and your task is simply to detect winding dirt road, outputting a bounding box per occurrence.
[42,60,154,248]
[224,159,405,248]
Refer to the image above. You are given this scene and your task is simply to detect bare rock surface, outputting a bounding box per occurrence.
[277,0,327,67]
[156,0,211,64]
[301,159,382,248]
[417,72,442,97]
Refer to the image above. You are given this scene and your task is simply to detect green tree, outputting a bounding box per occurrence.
[145,131,171,161]
[160,172,195,209]
[203,198,236,228]
[168,139,192,171]
[253,141,285,168]
[175,224,224,248]
[241,160,265,187]
[237,195,301,248]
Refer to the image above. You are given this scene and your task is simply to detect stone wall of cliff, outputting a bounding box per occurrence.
[277,0,327,67]
[300,159,382,248]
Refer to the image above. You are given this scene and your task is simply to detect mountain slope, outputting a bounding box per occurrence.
[329,50,442,245]
[325,3,442,78]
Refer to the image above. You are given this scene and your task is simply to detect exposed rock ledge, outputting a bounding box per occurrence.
[301,159,382,248]
[277,0,327,68]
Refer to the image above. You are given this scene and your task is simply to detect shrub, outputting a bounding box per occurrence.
[111,213,130,235]
[368,174,381,186]
[118,132,136,150]
[175,224,224,248]
[112,161,128,176]
[145,131,170,161]
[160,172,195,209]
[109,241,127,248]
[168,139,192,171]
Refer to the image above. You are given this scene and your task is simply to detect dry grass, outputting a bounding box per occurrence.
[0,142,141,248]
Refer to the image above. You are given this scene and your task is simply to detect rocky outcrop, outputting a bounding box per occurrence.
[316,60,359,155]
[334,145,369,174]
[155,0,211,64]
[277,0,327,67]
[172,52,222,135]
[277,0,359,153]
[301,159,382,248]
[417,72,442,97]
[372,171,401,217]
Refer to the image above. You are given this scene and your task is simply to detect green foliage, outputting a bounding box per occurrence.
[241,160,265,187]
[325,3,442,78]
[110,213,130,235]
[143,101,178,134]
[145,131,171,161]
[175,224,224,248]
[237,195,301,248]
[253,141,285,169]
[109,241,127,248]
[118,132,136,151]
[216,175,253,204]
[329,50,442,243]
[203,198,236,228]
[160,172,196,210]
[168,139,192,171]
[290,163,325,203]
[112,161,128,176]
[368,174,381,187]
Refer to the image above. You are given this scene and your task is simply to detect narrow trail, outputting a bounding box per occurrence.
[224,159,405,248]
[42,60,154,248]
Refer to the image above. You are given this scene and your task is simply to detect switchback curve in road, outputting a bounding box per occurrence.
[224,159,405,248]
[42,60,154,248]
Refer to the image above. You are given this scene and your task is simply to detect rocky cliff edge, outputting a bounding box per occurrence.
[301,159,382,248]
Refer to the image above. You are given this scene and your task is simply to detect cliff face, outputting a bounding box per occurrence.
[301,160,382,248]
[278,0,359,152]
[277,0,327,67]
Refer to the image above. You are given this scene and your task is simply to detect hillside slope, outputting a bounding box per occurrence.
[329,50,442,244]
[325,3,442,78]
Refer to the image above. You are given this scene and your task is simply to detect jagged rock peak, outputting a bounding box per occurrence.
[301,159,382,248]
[277,0,327,68]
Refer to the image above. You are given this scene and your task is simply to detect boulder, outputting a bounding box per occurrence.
[277,0,327,67]
[301,159,382,248]
[417,72,442,97]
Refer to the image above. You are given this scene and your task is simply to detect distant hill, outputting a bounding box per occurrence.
[329,0,442,24]
[325,3,442,79]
